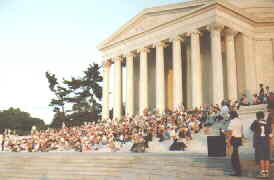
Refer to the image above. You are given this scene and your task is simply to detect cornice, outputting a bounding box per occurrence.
[144,0,213,13]
[216,1,274,24]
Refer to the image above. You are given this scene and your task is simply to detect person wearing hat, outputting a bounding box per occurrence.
[226,111,244,176]
[250,111,272,178]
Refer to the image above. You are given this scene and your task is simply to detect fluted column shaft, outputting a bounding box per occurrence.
[190,30,202,108]
[114,57,123,120]
[172,37,183,110]
[225,29,238,101]
[102,60,111,119]
[126,53,135,116]
[139,48,150,114]
[156,42,167,113]
[242,35,257,100]
[209,24,224,105]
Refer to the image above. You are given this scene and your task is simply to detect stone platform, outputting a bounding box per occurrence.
[0,152,272,180]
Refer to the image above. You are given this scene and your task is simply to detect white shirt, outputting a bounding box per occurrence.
[227,117,244,138]
[221,105,229,114]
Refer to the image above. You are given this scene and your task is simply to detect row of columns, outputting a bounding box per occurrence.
[102,25,239,120]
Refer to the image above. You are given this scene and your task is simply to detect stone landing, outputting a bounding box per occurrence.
[0,152,272,180]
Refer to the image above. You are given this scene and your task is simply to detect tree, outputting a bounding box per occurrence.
[46,63,103,128]
[45,71,71,127]
[0,107,46,135]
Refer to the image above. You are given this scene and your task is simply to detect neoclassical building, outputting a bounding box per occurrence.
[98,0,274,119]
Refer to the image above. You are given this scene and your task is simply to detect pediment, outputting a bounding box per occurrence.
[109,7,202,44]
[97,1,212,50]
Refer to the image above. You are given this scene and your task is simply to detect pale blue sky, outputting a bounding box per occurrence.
[0,0,186,124]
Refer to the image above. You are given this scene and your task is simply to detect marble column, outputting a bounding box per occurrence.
[208,24,224,105]
[242,34,257,100]
[139,48,150,114]
[102,60,111,119]
[126,53,135,116]
[190,30,202,108]
[155,42,167,113]
[225,28,238,101]
[186,40,192,109]
[114,56,123,120]
[172,36,184,110]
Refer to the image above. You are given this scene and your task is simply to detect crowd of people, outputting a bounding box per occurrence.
[0,102,236,153]
[0,85,273,179]
[0,84,272,155]
[239,84,273,107]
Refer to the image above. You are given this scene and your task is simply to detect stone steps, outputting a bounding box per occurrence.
[0,152,272,180]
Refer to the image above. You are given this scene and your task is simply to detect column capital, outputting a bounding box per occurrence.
[169,35,185,43]
[224,28,238,37]
[153,41,168,48]
[242,33,255,40]
[113,56,123,63]
[137,47,150,54]
[186,29,201,37]
[125,52,136,59]
[206,23,224,32]
[103,60,112,69]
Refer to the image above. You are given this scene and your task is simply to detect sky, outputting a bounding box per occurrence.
[0,0,186,124]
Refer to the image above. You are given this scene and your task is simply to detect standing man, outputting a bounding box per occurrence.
[226,111,244,176]
[259,84,265,103]
[267,95,274,163]
[0,134,5,151]
[250,112,261,165]
[250,111,272,178]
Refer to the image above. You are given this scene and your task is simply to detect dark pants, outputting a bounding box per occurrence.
[254,148,259,165]
[231,137,242,175]
[1,141,4,151]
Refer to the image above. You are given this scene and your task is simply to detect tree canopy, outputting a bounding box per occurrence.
[0,107,46,134]
[46,63,103,128]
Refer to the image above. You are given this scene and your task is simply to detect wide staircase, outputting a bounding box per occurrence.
[0,104,272,180]
[1,152,273,180]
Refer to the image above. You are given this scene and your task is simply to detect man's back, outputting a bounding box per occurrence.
[228,117,244,138]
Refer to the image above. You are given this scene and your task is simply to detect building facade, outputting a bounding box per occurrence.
[97,0,274,120]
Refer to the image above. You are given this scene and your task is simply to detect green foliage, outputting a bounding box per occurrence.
[0,107,46,135]
[45,71,71,126]
[46,63,103,128]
